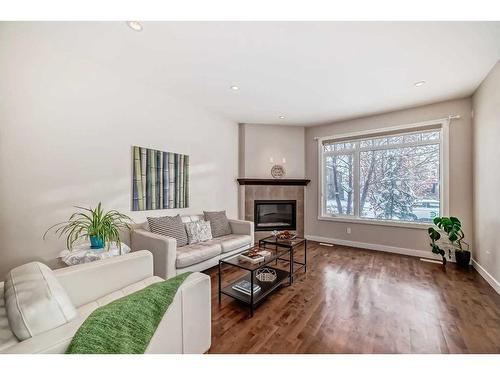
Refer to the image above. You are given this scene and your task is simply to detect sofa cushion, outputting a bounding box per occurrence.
[0,283,19,351]
[176,242,222,268]
[4,262,77,341]
[204,211,232,238]
[211,234,252,253]
[147,215,188,247]
[185,220,213,244]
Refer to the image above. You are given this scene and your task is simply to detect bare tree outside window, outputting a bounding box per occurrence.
[325,153,354,215]
[322,129,441,223]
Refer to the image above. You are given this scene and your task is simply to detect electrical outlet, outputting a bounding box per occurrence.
[346,227,351,234]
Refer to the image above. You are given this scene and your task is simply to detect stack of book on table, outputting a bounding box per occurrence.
[232,280,261,295]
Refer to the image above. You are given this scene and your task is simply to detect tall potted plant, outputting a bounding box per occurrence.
[44,203,132,250]
[427,216,470,267]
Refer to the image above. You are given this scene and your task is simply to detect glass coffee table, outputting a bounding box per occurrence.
[218,236,307,317]
[218,245,292,317]
[258,236,307,283]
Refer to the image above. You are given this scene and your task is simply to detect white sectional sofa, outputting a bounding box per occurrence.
[0,251,211,354]
[131,215,254,279]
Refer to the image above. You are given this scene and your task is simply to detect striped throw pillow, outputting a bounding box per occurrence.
[147,215,188,247]
[204,211,232,238]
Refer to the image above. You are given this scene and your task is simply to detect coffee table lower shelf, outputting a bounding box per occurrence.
[220,267,289,311]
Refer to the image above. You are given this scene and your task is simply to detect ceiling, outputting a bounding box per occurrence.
[6,22,500,126]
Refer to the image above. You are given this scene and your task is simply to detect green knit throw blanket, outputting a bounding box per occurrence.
[66,272,192,354]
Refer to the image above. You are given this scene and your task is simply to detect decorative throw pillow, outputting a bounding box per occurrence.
[204,210,232,238]
[185,220,213,244]
[4,262,77,341]
[147,215,188,247]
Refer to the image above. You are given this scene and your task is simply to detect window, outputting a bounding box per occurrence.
[319,122,448,225]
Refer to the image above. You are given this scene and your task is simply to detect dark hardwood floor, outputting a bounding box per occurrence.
[206,241,500,353]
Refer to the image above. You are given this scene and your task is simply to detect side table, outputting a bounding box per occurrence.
[58,242,131,266]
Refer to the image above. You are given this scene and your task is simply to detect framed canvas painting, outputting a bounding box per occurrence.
[132,146,189,210]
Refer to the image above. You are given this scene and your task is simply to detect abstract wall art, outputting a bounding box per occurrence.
[132,146,189,210]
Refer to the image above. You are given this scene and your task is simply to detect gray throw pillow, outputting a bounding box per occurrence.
[147,215,188,247]
[204,210,232,238]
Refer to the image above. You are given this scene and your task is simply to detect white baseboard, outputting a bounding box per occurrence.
[472,259,500,295]
[305,234,442,261]
[306,234,500,295]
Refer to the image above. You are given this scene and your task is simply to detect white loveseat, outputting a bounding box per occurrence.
[130,215,254,279]
[0,251,211,354]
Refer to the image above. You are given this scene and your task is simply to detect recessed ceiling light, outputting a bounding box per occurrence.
[230,85,240,91]
[414,80,426,87]
[126,21,143,32]
[279,115,285,119]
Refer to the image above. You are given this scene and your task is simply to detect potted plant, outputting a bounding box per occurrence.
[44,202,132,250]
[428,226,447,266]
[427,216,471,267]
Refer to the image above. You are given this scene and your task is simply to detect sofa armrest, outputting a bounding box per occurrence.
[54,250,154,307]
[146,272,211,353]
[131,229,177,280]
[179,272,211,353]
[229,219,254,244]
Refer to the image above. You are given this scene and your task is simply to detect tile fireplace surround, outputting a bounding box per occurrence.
[237,178,310,243]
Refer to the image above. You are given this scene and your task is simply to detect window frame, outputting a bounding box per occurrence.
[317,119,450,229]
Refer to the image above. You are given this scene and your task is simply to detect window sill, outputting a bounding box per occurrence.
[317,215,432,229]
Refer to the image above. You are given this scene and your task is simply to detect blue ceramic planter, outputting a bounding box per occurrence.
[89,235,104,249]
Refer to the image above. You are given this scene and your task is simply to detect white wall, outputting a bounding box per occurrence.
[240,123,305,178]
[305,98,473,258]
[0,23,239,278]
[472,61,500,292]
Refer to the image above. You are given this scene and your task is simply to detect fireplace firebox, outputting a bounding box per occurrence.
[254,200,296,232]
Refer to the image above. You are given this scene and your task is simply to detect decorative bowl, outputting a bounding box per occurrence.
[256,268,277,282]
[272,230,297,240]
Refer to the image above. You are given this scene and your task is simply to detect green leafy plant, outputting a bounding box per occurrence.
[432,216,467,250]
[44,203,132,250]
[428,227,446,265]
[428,216,469,266]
